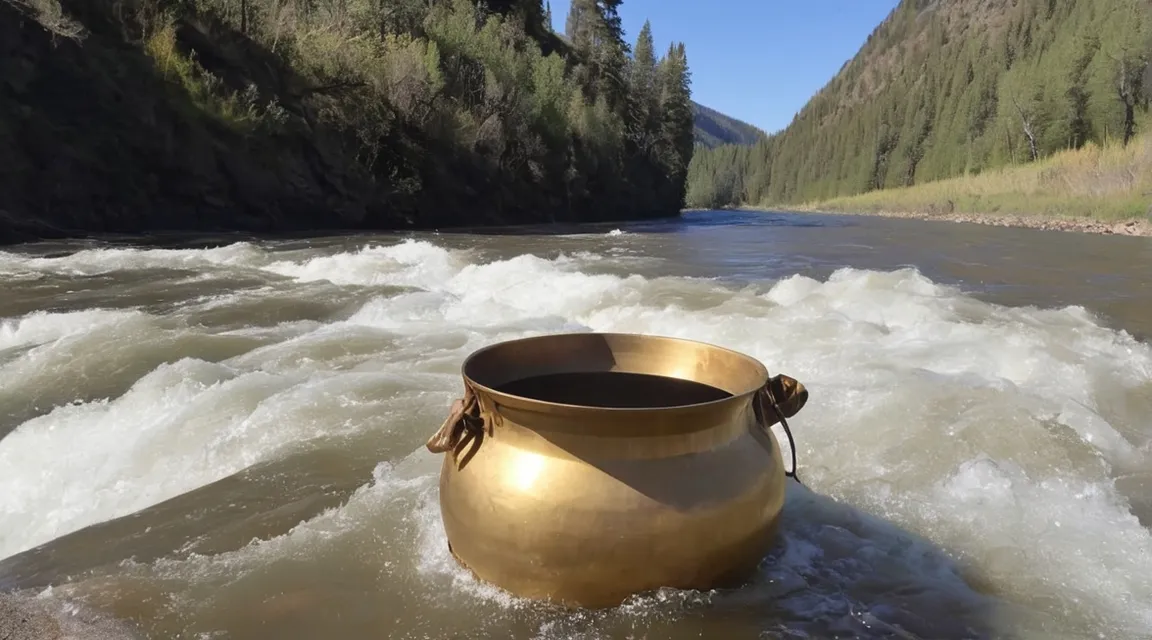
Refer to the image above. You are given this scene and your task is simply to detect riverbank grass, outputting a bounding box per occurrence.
[797,134,1152,222]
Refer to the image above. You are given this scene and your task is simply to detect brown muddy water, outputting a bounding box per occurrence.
[1,210,1151,640]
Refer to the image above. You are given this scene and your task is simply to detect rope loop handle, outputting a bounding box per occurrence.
[755,374,809,485]
[426,381,503,454]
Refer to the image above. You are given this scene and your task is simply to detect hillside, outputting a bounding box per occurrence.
[0,0,694,243]
[685,0,1152,210]
[692,102,765,148]
[805,132,1151,233]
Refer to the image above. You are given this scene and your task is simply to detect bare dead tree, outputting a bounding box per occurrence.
[1107,47,1147,146]
[1004,122,1016,164]
[268,0,297,52]
[1011,94,1039,161]
[5,0,86,41]
[1145,52,1152,93]
[1101,0,1150,146]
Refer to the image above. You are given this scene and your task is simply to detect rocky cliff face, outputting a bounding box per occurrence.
[1,1,388,243]
[1,0,693,244]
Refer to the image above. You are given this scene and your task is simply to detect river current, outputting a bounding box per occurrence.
[1,210,1151,639]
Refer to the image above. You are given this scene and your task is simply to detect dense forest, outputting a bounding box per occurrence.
[686,0,1152,210]
[0,0,694,242]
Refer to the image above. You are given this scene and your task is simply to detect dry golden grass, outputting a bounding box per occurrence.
[804,134,1152,222]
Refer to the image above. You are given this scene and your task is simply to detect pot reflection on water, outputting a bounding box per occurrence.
[425,332,809,608]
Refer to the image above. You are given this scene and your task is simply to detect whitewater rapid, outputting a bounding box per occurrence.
[0,231,1150,639]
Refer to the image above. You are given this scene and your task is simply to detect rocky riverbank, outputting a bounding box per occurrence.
[776,207,1152,237]
[0,592,141,640]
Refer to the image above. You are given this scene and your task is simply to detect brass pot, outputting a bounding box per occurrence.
[425,332,808,608]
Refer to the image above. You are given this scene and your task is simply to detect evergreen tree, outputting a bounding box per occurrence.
[1065,34,1099,149]
[630,20,657,100]
[658,42,695,208]
[625,20,659,151]
[597,0,626,45]
[565,0,628,107]
[565,0,593,49]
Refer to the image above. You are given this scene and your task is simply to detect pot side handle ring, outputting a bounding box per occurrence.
[754,374,808,485]
[426,381,501,455]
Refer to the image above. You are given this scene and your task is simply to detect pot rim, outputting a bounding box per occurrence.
[460,331,770,415]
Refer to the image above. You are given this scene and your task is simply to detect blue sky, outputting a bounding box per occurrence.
[547,0,901,134]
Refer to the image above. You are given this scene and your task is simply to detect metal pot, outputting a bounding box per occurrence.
[425,332,808,608]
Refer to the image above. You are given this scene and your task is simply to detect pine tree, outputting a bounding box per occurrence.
[565,0,593,49]
[626,20,659,149]
[658,42,695,209]
[630,20,657,99]
[1065,34,1100,149]
[565,0,629,108]
[599,0,626,47]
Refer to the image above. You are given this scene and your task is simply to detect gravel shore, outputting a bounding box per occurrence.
[0,592,141,640]
[784,207,1152,236]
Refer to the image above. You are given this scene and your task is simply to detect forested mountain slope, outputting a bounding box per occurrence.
[0,0,694,242]
[686,0,1152,209]
[691,102,765,148]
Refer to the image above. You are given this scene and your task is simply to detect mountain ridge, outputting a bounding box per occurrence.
[691,101,766,148]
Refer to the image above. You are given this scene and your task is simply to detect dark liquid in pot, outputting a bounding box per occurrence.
[495,371,733,408]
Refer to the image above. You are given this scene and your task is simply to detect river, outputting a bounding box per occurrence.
[1,210,1150,640]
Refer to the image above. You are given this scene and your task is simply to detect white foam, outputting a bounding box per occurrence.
[1,239,1150,637]
[0,243,268,276]
[0,309,145,351]
[0,358,435,559]
[260,240,468,288]
[135,457,440,581]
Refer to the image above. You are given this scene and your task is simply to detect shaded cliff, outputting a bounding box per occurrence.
[0,0,695,243]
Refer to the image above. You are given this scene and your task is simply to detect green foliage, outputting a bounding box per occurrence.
[686,0,1152,211]
[230,0,693,218]
[145,21,266,130]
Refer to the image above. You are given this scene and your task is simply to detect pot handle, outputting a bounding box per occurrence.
[754,374,808,484]
[426,381,501,454]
